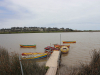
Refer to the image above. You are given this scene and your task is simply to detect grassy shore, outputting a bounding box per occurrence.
[1,30,100,34]
[0,31,78,34]
[0,47,47,75]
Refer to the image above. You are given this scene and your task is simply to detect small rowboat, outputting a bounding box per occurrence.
[61,46,69,53]
[63,41,76,43]
[20,44,36,48]
[21,52,47,59]
[44,44,70,54]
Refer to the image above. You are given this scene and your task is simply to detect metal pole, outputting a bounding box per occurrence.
[60,34,61,45]
[19,55,24,75]
[60,34,61,53]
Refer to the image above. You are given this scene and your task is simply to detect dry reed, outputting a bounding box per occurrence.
[57,50,100,75]
[0,47,47,75]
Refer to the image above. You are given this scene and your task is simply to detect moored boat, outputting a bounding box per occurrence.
[21,52,47,59]
[20,44,36,48]
[63,41,76,43]
[54,44,70,53]
[44,46,59,54]
[44,44,70,54]
[61,46,69,53]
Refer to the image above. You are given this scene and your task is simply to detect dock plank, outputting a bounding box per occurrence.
[46,51,60,67]
[45,51,60,75]
[45,67,57,75]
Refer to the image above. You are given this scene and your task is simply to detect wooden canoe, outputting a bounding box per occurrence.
[21,52,47,59]
[20,44,36,48]
[63,41,76,43]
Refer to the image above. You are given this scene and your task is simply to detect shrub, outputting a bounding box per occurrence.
[0,47,47,75]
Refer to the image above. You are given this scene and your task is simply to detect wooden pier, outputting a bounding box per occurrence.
[45,50,61,75]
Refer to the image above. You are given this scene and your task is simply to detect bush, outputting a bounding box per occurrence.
[0,47,47,75]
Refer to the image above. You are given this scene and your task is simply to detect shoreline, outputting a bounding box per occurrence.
[0,31,100,34]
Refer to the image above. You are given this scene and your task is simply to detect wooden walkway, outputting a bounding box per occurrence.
[45,51,61,75]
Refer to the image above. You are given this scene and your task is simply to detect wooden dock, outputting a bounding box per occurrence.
[45,51,61,75]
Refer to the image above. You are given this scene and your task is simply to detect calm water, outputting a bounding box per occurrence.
[0,32,100,67]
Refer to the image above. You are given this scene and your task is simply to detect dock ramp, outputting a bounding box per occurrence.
[45,51,61,75]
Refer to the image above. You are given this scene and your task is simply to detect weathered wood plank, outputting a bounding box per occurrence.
[45,67,57,75]
[45,51,61,75]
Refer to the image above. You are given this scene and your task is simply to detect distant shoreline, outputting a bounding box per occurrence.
[0,31,100,34]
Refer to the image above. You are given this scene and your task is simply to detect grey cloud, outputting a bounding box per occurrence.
[0,0,100,30]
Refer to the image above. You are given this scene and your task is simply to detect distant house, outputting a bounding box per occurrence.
[0,29,5,32]
[41,27,47,31]
[53,27,59,31]
[60,28,64,31]
[65,28,70,31]
[47,27,52,31]
[38,28,43,31]
[0,27,74,33]
[24,27,29,30]
[11,27,23,32]
[0,28,11,32]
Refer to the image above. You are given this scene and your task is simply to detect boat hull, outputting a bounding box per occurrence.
[63,41,76,43]
[54,44,70,49]
[21,53,47,59]
[20,45,36,48]
[61,46,69,53]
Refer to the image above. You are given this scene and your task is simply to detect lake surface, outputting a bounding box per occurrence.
[0,32,100,67]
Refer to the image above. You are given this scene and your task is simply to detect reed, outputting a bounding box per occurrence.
[57,50,100,75]
[0,47,47,75]
[76,50,100,75]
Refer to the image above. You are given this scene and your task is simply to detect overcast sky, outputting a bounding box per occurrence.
[0,0,100,30]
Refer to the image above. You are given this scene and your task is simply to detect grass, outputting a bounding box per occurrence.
[0,47,47,75]
[57,50,100,75]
